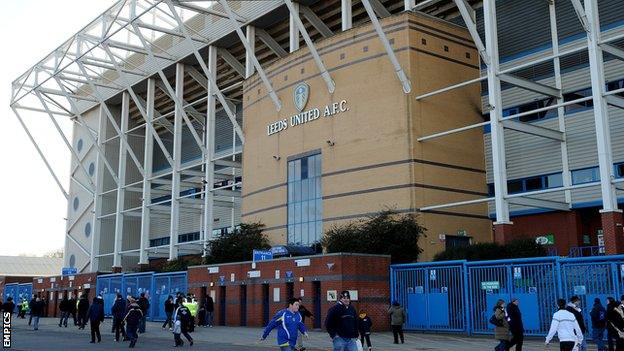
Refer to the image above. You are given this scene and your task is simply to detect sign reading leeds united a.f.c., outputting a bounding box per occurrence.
[266,82,349,136]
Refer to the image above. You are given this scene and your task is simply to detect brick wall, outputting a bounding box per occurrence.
[32,272,98,317]
[187,253,391,331]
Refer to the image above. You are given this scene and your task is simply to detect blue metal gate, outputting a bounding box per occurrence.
[391,254,624,336]
[153,272,187,321]
[392,261,467,332]
[3,284,19,313]
[96,271,186,320]
[96,273,123,316]
[560,256,624,331]
[467,257,558,336]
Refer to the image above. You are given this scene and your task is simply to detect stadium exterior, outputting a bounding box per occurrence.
[9,0,624,273]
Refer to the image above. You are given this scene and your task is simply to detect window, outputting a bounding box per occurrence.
[421,38,427,45]
[84,222,91,238]
[564,87,593,114]
[73,197,79,211]
[88,162,95,177]
[76,139,83,152]
[616,162,624,178]
[524,176,543,191]
[487,172,563,196]
[69,254,76,268]
[287,153,322,246]
[443,45,449,52]
[571,167,600,185]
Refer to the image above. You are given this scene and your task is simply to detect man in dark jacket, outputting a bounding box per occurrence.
[3,297,15,316]
[591,298,607,351]
[124,299,143,348]
[162,295,175,330]
[30,297,44,331]
[77,294,90,330]
[607,296,624,350]
[325,291,358,351]
[206,295,215,327]
[87,296,104,343]
[506,298,524,351]
[28,295,36,326]
[58,295,69,327]
[111,294,127,342]
[68,295,77,326]
[567,295,588,351]
[137,292,150,333]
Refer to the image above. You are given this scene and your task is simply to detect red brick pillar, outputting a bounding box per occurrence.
[600,210,624,255]
[493,222,513,245]
[112,266,122,273]
[137,264,150,272]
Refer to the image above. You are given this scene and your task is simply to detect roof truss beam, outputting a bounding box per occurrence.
[256,28,288,59]
[501,120,564,141]
[300,5,334,38]
[498,73,562,98]
[507,196,570,211]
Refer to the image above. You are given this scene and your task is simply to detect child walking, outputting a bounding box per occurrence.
[358,311,373,351]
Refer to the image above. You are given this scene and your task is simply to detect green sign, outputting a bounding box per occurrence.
[535,234,555,245]
[481,281,500,290]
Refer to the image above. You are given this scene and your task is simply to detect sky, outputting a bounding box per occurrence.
[0,0,117,256]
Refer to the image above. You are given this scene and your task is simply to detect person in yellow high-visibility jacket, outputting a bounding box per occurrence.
[182,296,198,332]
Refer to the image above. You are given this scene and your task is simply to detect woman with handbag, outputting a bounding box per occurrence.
[492,299,510,351]
[545,299,583,351]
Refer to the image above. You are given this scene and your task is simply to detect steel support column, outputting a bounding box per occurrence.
[289,1,300,52]
[584,0,623,254]
[139,78,155,264]
[203,46,217,251]
[169,63,184,261]
[90,105,106,272]
[245,25,255,79]
[483,0,511,230]
[113,92,130,268]
[341,0,352,31]
[549,1,572,205]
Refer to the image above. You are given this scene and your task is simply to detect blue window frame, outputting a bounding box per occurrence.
[287,153,322,246]
[571,167,600,185]
[487,172,563,196]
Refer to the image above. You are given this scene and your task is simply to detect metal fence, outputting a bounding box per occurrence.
[96,271,187,321]
[391,255,624,336]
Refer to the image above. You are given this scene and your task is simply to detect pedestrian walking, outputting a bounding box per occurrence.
[69,295,78,326]
[506,298,524,351]
[3,297,15,316]
[566,296,588,351]
[606,297,619,351]
[325,290,359,351]
[545,299,583,351]
[137,292,150,333]
[261,298,308,351]
[28,295,36,326]
[124,298,143,348]
[87,296,105,343]
[205,295,214,328]
[172,297,194,347]
[591,298,607,351]
[77,294,90,330]
[111,293,127,342]
[491,299,510,351]
[58,295,70,327]
[357,311,373,351]
[388,301,406,344]
[607,295,624,350]
[162,295,175,330]
[30,297,44,331]
[296,297,314,351]
[183,294,197,333]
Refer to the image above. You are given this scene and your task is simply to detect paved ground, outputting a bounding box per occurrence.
[8,317,596,350]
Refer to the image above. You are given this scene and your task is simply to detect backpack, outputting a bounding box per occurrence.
[489,313,503,327]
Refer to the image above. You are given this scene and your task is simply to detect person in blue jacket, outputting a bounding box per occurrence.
[261,298,308,351]
[86,296,105,343]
